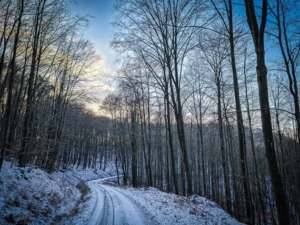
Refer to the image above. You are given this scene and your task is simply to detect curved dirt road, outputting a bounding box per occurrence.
[87,178,152,225]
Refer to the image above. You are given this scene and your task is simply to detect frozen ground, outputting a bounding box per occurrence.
[0,160,244,224]
[87,178,153,225]
[112,186,244,225]
[0,160,110,224]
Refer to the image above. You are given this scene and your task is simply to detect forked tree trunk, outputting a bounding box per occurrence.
[244,0,290,224]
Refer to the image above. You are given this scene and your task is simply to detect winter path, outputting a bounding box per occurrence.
[87,177,153,225]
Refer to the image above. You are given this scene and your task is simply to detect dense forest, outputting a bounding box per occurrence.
[0,0,299,224]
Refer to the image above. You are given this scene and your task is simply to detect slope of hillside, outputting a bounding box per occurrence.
[0,160,108,224]
[0,160,243,225]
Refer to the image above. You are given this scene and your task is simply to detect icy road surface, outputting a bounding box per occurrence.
[87,177,152,225]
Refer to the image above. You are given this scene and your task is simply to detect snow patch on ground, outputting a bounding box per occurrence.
[114,186,244,225]
[0,160,110,224]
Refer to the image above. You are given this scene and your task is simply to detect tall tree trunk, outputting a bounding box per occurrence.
[169,67,193,195]
[216,70,231,214]
[244,1,290,223]
[0,0,24,170]
[165,86,179,194]
[226,0,254,222]
[20,0,47,167]
[243,47,267,224]
[131,108,138,188]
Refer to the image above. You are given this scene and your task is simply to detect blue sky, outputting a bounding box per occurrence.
[70,0,116,70]
[69,0,117,113]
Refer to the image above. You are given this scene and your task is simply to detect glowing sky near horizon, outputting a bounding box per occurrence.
[70,0,117,114]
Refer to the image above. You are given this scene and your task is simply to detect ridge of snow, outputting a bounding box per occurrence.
[113,185,245,225]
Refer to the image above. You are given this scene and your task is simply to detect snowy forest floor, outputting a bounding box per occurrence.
[0,160,243,225]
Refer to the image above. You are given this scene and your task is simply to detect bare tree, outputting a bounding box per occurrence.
[243,0,290,224]
[0,0,25,170]
[112,0,211,195]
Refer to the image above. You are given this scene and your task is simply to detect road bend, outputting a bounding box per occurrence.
[87,177,152,225]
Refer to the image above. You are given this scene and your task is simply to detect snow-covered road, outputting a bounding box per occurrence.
[87,177,152,225]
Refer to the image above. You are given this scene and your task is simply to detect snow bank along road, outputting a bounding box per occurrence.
[87,177,152,225]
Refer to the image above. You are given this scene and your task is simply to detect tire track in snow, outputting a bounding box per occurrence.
[87,177,152,225]
[97,184,115,225]
[86,180,104,225]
